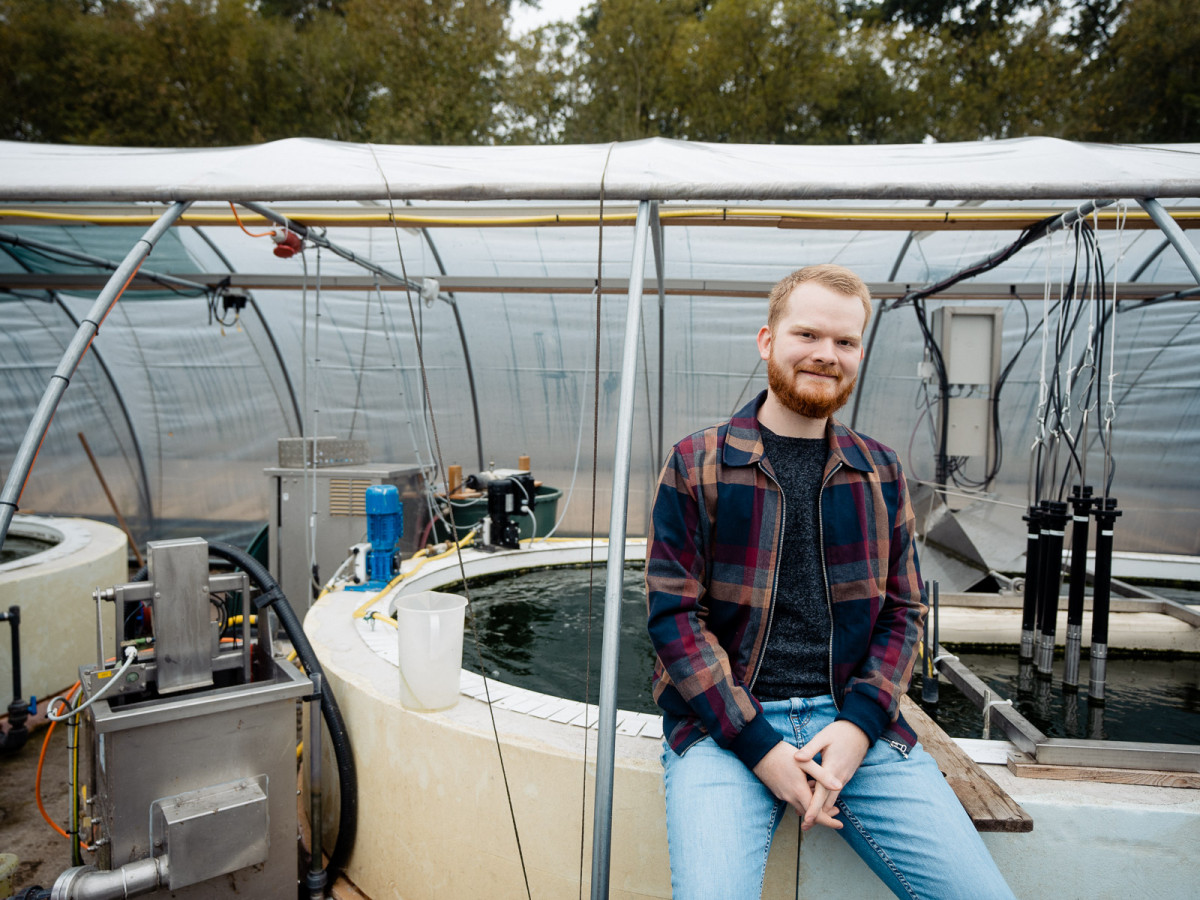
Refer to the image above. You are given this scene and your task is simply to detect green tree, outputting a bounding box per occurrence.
[1077,0,1200,141]
[890,6,1081,141]
[346,0,511,144]
[506,0,912,144]
[675,0,910,143]
[0,0,515,146]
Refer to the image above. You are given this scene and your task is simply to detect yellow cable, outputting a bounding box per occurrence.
[226,615,257,626]
[0,206,1166,229]
[363,612,398,628]
[350,532,476,620]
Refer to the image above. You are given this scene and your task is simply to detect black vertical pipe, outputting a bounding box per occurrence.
[1089,499,1121,705]
[1020,503,1043,662]
[921,580,940,706]
[4,606,20,702]
[1035,501,1069,677]
[0,606,29,753]
[1063,486,1094,690]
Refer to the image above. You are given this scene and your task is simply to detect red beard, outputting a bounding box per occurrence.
[766,355,857,420]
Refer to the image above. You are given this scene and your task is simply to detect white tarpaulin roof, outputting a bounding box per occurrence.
[3,137,1200,201]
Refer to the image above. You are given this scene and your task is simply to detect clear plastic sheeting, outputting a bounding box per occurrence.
[1,139,1198,558]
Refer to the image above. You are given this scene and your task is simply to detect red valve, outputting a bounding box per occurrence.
[272,229,303,258]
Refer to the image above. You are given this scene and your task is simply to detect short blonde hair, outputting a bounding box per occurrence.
[767,264,873,333]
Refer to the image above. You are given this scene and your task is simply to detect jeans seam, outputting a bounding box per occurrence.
[758,800,781,897]
[837,800,919,900]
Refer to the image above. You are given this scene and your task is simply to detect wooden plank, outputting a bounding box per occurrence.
[900,694,1034,832]
[1007,751,1200,789]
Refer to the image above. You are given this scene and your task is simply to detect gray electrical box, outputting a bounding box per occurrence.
[264,460,429,615]
[930,306,1003,468]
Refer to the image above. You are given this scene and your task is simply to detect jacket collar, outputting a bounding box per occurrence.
[722,390,873,473]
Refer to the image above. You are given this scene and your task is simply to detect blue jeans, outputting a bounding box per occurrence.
[662,696,1015,900]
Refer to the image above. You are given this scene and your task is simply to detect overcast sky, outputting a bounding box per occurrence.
[509,0,590,35]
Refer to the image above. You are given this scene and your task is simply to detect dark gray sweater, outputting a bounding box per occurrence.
[754,426,832,700]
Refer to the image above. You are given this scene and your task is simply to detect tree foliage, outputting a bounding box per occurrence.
[0,0,1194,146]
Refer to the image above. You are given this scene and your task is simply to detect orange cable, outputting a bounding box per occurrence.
[36,683,86,849]
[229,203,275,238]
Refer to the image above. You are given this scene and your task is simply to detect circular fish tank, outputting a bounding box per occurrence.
[0,515,128,699]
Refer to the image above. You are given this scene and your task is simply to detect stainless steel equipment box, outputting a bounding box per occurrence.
[150,776,269,890]
[264,462,429,615]
[83,659,310,899]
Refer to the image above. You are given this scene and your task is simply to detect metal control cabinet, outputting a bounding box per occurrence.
[83,659,310,898]
[930,306,1003,467]
[265,462,428,615]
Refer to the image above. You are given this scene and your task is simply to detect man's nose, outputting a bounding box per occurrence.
[810,337,838,361]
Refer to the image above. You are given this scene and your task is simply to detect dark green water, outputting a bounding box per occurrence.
[0,534,55,566]
[454,564,1200,744]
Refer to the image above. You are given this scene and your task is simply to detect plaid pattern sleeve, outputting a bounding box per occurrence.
[826,433,928,745]
[646,433,778,768]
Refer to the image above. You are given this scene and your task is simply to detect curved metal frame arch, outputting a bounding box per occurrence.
[0,244,155,536]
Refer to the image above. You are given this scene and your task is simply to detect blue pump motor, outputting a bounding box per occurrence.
[352,484,403,591]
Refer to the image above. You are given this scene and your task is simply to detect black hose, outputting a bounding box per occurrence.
[205,541,357,884]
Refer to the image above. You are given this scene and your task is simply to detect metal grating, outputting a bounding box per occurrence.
[328,478,372,517]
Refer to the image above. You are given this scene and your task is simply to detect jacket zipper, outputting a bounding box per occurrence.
[817,461,842,710]
[819,460,911,757]
[749,461,784,691]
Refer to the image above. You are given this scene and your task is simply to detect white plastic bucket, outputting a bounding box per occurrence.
[394,591,467,711]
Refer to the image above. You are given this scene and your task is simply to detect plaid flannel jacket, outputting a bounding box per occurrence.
[646,392,927,768]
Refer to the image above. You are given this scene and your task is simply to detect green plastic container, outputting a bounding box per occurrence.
[434,484,562,544]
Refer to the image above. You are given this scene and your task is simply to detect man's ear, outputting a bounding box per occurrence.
[756,325,772,362]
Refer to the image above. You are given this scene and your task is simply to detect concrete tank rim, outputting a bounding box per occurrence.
[0,515,127,580]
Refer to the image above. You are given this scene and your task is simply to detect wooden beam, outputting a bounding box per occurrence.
[900,694,1034,832]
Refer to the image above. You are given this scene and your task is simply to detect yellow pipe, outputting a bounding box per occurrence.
[0,206,1169,229]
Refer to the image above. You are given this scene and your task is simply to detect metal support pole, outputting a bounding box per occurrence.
[590,200,651,900]
[1063,485,1093,690]
[1019,503,1043,662]
[237,200,426,295]
[650,202,666,472]
[0,201,192,551]
[1138,199,1200,285]
[1035,501,1068,677]
[1089,499,1121,704]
